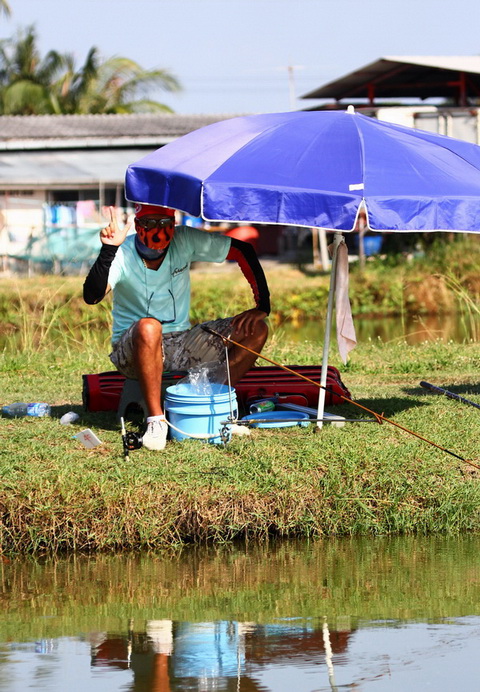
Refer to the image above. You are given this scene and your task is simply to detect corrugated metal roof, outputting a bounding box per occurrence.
[0,148,156,187]
[0,113,247,188]
[0,113,238,150]
[302,56,480,103]
[385,56,480,72]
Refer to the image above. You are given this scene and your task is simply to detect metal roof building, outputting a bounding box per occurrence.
[302,56,480,107]
[0,113,234,190]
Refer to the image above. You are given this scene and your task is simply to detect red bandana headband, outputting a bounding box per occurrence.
[134,203,175,219]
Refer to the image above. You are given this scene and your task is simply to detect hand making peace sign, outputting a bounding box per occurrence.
[100,206,131,247]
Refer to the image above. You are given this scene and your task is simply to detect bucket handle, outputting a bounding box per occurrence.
[166,417,233,442]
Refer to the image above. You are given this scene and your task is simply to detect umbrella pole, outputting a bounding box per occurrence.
[317,231,343,430]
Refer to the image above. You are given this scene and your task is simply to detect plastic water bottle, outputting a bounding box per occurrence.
[1,402,51,417]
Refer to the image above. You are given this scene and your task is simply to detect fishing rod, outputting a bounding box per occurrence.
[420,381,480,411]
[234,417,376,425]
[202,326,480,471]
[120,417,131,462]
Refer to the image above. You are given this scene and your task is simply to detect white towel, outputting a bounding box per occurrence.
[335,241,357,363]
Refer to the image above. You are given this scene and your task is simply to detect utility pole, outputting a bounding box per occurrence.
[287,65,296,111]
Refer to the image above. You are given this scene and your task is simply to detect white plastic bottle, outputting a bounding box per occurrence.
[1,402,51,417]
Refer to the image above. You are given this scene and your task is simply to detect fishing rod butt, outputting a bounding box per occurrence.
[200,324,217,335]
[420,381,437,391]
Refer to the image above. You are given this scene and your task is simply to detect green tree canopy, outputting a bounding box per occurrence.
[0,25,181,115]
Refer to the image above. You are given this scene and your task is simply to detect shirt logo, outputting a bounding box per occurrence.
[172,263,188,277]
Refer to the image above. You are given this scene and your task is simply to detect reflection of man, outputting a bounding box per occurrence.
[145,621,173,692]
[90,618,356,691]
[91,623,173,692]
[146,620,174,656]
[83,204,270,451]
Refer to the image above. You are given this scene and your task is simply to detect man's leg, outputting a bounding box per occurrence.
[110,319,167,451]
[131,318,169,451]
[162,316,268,385]
[132,317,164,416]
[227,320,268,385]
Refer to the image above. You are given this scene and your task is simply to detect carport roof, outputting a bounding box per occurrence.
[301,56,480,105]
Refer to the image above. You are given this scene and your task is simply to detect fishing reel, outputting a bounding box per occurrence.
[124,431,143,451]
[121,430,142,462]
[220,415,242,444]
[220,423,231,444]
[120,417,143,460]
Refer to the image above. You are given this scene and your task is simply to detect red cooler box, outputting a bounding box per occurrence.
[82,365,350,412]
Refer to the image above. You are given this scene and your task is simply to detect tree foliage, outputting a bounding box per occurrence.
[0,25,181,115]
[0,1,11,17]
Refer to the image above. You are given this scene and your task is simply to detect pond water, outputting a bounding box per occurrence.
[279,313,480,345]
[1,536,480,691]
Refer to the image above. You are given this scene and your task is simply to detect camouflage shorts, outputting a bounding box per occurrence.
[109,317,235,380]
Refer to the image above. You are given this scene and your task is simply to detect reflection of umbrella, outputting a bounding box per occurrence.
[125,109,480,424]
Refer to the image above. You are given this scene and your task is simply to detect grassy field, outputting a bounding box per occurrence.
[1,255,480,553]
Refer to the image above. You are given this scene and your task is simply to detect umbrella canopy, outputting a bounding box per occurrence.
[125,109,480,233]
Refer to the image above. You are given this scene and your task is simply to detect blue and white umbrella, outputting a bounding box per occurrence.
[126,108,480,233]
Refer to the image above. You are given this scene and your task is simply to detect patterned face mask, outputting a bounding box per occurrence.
[134,216,175,250]
[134,234,167,260]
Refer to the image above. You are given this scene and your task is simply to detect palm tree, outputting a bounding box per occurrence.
[0,1,11,17]
[56,48,181,114]
[0,25,181,115]
[0,25,66,114]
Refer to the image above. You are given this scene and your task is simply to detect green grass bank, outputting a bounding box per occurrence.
[1,240,480,553]
[2,327,480,552]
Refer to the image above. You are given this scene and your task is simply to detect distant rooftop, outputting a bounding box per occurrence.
[301,56,480,106]
[0,113,238,151]
[0,113,241,188]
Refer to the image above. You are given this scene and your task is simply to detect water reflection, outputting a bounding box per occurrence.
[1,536,480,691]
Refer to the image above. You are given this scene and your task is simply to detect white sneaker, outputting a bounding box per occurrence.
[142,418,168,451]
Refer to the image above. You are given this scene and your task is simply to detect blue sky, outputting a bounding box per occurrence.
[2,0,480,114]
